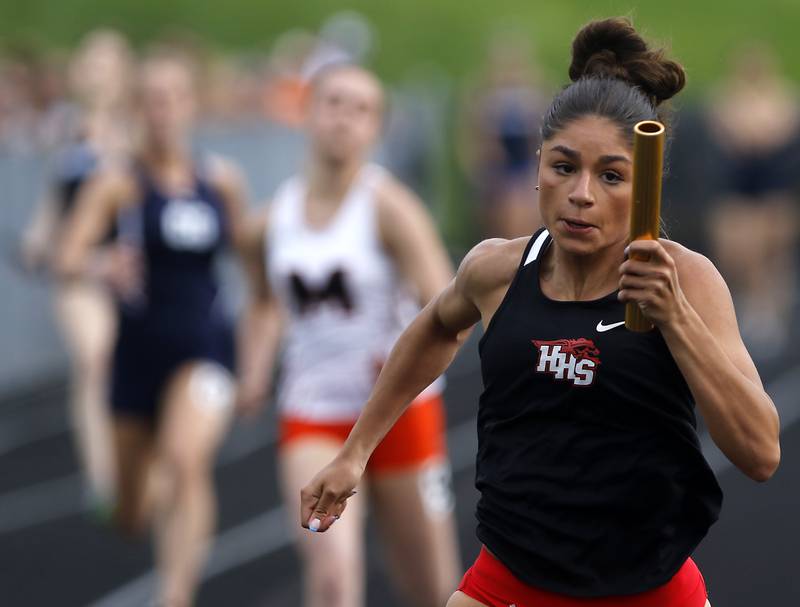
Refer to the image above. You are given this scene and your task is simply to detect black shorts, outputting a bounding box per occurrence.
[110,316,235,420]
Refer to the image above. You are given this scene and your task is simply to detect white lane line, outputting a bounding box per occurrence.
[88,508,291,607]
[0,474,83,534]
[0,411,71,457]
[0,386,69,456]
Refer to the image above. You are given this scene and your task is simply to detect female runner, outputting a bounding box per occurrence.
[245,63,462,607]
[300,18,780,607]
[22,29,134,509]
[58,52,269,606]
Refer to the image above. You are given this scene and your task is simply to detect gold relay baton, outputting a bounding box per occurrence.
[625,120,665,332]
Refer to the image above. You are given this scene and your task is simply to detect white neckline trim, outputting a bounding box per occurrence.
[524,229,550,266]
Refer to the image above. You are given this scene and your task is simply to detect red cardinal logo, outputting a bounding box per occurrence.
[532,338,601,386]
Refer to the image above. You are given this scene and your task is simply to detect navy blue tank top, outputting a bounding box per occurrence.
[475,228,722,597]
[117,163,230,337]
[55,140,99,216]
[53,140,121,244]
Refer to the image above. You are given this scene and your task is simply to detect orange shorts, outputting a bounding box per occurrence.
[278,395,447,473]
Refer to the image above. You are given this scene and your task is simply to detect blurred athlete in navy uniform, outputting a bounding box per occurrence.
[300,18,780,607]
[58,52,271,607]
[22,29,134,510]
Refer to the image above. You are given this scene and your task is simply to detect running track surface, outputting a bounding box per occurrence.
[2,333,799,606]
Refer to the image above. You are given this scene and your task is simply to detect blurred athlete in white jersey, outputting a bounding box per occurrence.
[242,64,461,607]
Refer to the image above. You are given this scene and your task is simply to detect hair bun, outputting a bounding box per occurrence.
[569,17,685,106]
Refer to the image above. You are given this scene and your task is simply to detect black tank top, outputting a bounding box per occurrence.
[475,228,722,597]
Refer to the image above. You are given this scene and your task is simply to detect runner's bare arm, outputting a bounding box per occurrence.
[56,170,136,281]
[212,158,284,415]
[620,239,780,481]
[236,208,284,415]
[377,176,454,304]
[300,239,518,531]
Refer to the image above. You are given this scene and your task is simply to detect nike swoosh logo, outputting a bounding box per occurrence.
[596,320,625,332]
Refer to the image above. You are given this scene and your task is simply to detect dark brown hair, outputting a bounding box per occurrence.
[541,17,686,141]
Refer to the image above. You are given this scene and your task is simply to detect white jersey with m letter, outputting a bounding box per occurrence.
[266,164,442,422]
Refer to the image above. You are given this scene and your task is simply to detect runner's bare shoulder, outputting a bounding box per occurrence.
[81,164,139,214]
[456,237,529,302]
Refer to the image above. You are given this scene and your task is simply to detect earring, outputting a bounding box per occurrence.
[535,185,540,191]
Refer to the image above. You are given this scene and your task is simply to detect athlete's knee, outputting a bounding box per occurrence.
[163,446,211,493]
[73,345,110,381]
[307,562,359,607]
[112,469,150,535]
[300,540,361,603]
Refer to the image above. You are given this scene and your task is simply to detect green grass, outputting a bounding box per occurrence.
[1,0,798,92]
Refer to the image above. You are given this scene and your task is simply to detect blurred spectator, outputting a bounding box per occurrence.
[303,10,376,75]
[704,43,800,367]
[262,28,318,126]
[0,33,132,156]
[381,77,447,207]
[458,26,547,239]
[33,51,73,150]
[0,47,44,154]
[0,13,382,139]
[263,11,377,127]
